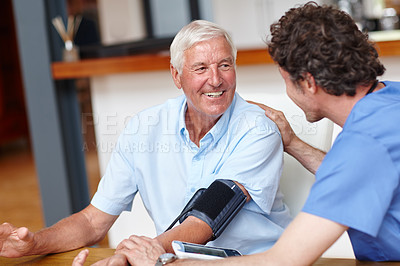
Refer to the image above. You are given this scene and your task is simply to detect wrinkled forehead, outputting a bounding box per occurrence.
[183,37,234,66]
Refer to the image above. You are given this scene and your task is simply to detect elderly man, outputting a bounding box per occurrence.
[0,20,291,263]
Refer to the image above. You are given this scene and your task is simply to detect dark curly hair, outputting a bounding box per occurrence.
[267,1,385,96]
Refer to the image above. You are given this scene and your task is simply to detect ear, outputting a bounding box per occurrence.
[302,73,318,95]
[170,64,182,90]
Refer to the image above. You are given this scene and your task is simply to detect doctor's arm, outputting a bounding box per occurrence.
[248,101,326,174]
[171,212,348,265]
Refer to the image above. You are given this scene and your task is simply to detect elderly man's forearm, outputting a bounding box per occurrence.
[156,216,213,253]
[31,205,115,255]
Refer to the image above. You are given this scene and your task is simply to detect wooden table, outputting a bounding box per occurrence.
[0,248,115,265]
[314,258,400,266]
[1,248,400,265]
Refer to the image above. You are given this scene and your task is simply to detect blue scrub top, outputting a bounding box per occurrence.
[303,81,400,261]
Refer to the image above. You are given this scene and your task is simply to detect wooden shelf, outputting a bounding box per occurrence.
[52,52,171,80]
[52,40,400,80]
[375,40,400,57]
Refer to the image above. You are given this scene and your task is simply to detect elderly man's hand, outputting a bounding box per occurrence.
[0,222,36,258]
[248,101,296,151]
[116,235,166,266]
[72,249,129,266]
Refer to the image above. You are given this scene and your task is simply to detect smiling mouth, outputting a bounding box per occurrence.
[204,91,224,98]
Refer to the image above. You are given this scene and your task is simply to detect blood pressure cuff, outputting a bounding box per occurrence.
[165,179,247,240]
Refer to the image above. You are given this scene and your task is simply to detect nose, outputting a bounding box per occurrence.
[208,65,222,87]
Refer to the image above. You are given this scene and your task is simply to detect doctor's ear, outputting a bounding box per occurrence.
[303,73,318,94]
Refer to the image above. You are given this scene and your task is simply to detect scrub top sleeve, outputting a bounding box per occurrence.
[303,132,398,237]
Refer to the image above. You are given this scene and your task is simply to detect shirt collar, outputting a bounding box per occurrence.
[178,94,236,147]
[178,100,187,145]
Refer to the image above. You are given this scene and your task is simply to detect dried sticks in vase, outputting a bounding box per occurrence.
[52,15,82,62]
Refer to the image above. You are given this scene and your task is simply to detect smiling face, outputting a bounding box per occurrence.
[171,36,236,123]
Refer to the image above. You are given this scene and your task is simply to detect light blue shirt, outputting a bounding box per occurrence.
[92,93,292,255]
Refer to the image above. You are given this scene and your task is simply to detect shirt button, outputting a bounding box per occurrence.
[191,187,196,193]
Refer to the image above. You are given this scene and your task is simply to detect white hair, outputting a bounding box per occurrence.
[170,20,237,74]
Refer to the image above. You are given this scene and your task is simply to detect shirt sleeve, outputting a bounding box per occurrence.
[91,118,139,215]
[303,131,398,237]
[214,115,284,215]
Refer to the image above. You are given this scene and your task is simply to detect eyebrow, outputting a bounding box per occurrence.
[190,57,234,68]
[191,62,206,69]
[219,57,234,64]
